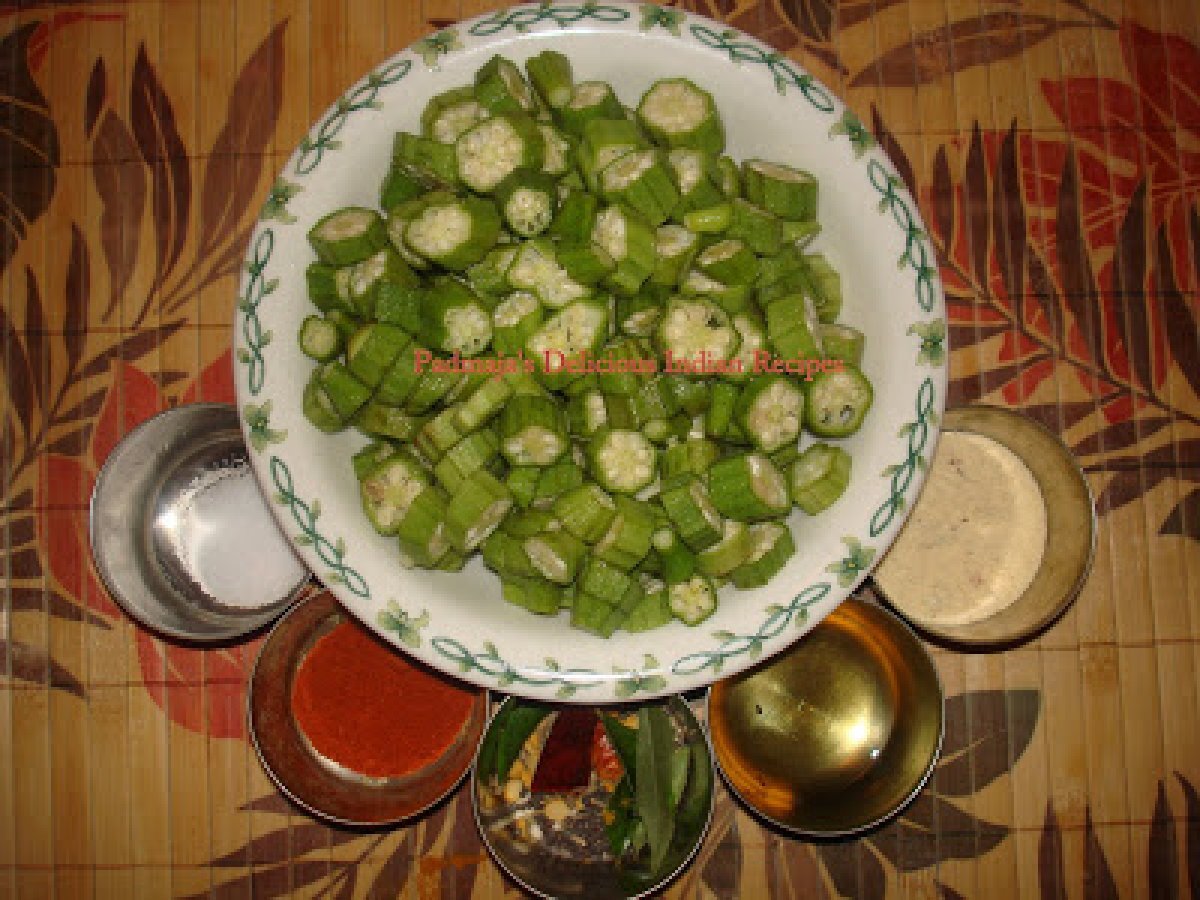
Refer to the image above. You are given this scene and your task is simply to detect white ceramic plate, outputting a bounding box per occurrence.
[234,1,947,703]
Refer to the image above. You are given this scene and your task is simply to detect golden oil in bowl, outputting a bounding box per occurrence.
[708,598,942,836]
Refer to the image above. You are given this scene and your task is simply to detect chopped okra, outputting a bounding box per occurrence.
[299,53,875,634]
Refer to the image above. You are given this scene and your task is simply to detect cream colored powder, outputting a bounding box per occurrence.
[874,431,1047,626]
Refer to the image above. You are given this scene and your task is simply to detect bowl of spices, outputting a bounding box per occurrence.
[472,696,713,899]
[870,404,1095,646]
[250,590,487,826]
[707,595,943,837]
[90,403,310,642]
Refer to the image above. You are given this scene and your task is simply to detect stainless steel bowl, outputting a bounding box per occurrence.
[89,403,309,642]
[707,597,943,837]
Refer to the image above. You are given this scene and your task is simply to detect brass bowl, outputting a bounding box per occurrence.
[707,598,942,837]
[873,404,1095,647]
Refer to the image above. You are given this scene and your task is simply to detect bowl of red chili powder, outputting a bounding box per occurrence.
[250,591,487,825]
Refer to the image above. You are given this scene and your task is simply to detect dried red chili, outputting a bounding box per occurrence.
[291,620,476,779]
[530,708,599,793]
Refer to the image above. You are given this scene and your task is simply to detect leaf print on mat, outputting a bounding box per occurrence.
[765,833,828,899]
[1178,773,1200,898]
[1039,802,1067,900]
[934,689,1040,796]
[1,639,85,697]
[1149,782,1180,900]
[818,841,886,900]
[0,23,59,275]
[196,21,287,259]
[849,13,1093,89]
[91,109,146,322]
[701,793,743,899]
[1159,489,1200,540]
[1084,809,1119,900]
[130,44,190,308]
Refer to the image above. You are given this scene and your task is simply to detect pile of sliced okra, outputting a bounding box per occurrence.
[299,51,874,635]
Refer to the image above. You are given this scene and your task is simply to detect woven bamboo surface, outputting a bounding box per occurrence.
[1,0,1198,897]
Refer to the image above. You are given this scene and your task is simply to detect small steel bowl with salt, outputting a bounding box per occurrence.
[90,403,310,642]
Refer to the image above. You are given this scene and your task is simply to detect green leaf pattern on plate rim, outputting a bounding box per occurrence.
[235,1,943,698]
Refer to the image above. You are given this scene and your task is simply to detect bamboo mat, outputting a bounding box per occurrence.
[1,0,1198,897]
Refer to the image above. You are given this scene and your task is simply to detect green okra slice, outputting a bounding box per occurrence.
[591,204,658,296]
[728,198,783,256]
[667,148,726,219]
[790,442,852,515]
[315,360,371,421]
[342,247,419,318]
[501,508,559,539]
[765,291,823,361]
[679,269,753,316]
[642,413,691,445]
[525,50,573,110]
[636,78,725,154]
[371,282,424,335]
[473,55,539,116]
[587,428,658,495]
[466,245,518,298]
[567,389,608,438]
[494,169,559,238]
[734,375,805,454]
[434,428,501,494]
[707,452,791,522]
[555,241,615,287]
[421,85,486,144]
[723,312,767,383]
[804,364,874,438]
[651,224,699,287]
[558,81,625,137]
[704,380,739,439]
[632,376,677,425]
[661,438,720,480]
[491,291,543,357]
[352,440,399,481]
[298,315,343,362]
[373,343,426,407]
[682,202,732,235]
[553,483,618,543]
[695,238,758,286]
[578,557,634,604]
[504,466,542,510]
[502,575,564,615]
[595,337,649,397]
[396,485,451,568]
[549,188,600,243]
[302,376,344,433]
[801,252,844,323]
[525,298,610,370]
[538,123,576,177]
[380,160,446,210]
[742,159,818,221]
[455,113,545,193]
[386,198,435,270]
[818,323,865,367]
[622,586,673,632]
[652,528,698,585]
[483,529,538,578]
[696,519,753,577]
[444,469,513,552]
[665,375,711,416]
[455,377,514,432]
[404,369,466,415]
[598,148,680,227]
[392,132,459,185]
[659,476,723,552]
[419,277,494,357]
[404,193,502,271]
[506,239,591,309]
[655,295,740,366]
[578,118,649,189]
[308,207,389,266]
[305,262,345,313]
[593,495,656,571]
[730,521,795,589]
[359,452,431,536]
[615,291,664,339]
[668,574,718,626]
[523,528,586,585]
[716,155,742,198]
[354,401,424,442]
[346,323,409,388]
[533,457,586,504]
[414,405,468,463]
[498,394,569,466]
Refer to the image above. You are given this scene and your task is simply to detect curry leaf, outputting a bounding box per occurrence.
[636,705,676,874]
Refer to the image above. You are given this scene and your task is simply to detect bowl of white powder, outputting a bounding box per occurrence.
[871,405,1095,647]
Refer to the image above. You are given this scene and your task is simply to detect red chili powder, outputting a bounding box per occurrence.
[291,621,477,779]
